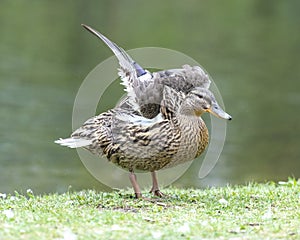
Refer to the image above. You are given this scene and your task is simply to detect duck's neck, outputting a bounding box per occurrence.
[178,101,203,118]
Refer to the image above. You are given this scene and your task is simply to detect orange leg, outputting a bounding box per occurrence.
[129,171,142,198]
[149,171,165,197]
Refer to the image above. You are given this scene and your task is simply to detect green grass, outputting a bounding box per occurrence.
[1,178,300,239]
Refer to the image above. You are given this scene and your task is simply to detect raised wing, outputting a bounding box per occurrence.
[82,24,211,118]
[82,24,153,114]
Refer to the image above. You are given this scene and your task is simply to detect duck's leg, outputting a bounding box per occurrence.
[129,171,142,198]
[149,171,165,197]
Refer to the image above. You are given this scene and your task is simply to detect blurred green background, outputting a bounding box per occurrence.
[1,0,300,194]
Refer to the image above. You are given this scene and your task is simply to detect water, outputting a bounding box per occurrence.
[1,1,300,194]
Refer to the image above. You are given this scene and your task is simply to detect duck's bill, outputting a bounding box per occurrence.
[207,104,232,120]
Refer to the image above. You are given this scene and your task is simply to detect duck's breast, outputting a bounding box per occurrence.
[162,117,209,169]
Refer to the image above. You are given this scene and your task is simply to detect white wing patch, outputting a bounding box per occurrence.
[115,112,164,127]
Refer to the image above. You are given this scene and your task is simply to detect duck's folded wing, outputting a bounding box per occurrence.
[111,111,181,170]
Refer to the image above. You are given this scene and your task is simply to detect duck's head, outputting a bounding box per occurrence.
[184,87,232,120]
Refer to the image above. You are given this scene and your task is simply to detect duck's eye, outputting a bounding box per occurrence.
[196,94,204,99]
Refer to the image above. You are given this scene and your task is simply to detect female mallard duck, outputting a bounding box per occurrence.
[56,87,231,198]
[55,25,232,198]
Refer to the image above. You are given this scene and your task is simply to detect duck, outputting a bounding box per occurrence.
[55,87,231,198]
[55,25,232,198]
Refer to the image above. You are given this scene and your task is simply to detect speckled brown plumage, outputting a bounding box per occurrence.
[69,87,210,173]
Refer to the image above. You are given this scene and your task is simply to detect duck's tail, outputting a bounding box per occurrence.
[54,138,92,148]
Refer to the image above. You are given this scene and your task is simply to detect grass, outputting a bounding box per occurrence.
[0,178,299,240]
